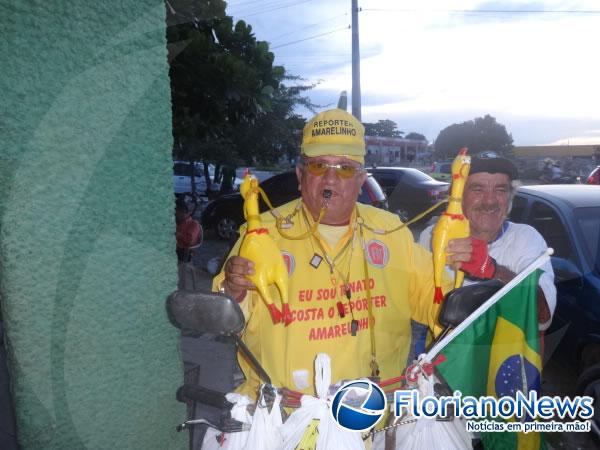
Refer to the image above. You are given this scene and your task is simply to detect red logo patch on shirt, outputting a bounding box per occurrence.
[366,239,389,268]
[281,251,295,275]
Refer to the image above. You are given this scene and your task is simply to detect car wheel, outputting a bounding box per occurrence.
[215,216,239,241]
[577,363,600,437]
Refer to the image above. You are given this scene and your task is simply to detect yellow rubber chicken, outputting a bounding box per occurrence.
[239,173,291,325]
[431,148,471,303]
[294,419,319,450]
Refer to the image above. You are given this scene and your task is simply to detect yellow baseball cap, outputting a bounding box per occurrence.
[301,108,365,163]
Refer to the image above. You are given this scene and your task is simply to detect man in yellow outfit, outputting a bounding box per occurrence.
[213,108,452,398]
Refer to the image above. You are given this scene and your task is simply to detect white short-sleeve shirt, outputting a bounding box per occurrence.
[418,221,557,330]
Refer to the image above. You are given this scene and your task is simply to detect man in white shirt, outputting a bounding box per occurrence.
[551,162,563,181]
[419,156,556,331]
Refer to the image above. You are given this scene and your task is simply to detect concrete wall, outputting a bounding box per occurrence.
[0,2,184,448]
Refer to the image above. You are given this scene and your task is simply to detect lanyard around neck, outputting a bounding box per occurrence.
[357,211,379,380]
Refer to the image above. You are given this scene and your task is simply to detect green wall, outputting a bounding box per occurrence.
[0,1,184,448]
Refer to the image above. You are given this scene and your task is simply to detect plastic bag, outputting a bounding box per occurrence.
[244,384,284,450]
[280,353,365,450]
[372,362,471,450]
[201,393,253,450]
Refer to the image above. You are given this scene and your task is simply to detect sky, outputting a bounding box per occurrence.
[227,0,600,146]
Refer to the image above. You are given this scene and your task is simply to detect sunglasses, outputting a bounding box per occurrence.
[304,160,364,179]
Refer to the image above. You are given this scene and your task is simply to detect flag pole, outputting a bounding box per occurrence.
[425,248,554,361]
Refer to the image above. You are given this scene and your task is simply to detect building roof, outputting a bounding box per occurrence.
[514,144,600,158]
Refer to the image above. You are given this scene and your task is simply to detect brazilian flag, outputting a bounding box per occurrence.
[436,270,544,450]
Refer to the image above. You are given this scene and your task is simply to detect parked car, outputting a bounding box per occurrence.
[173,161,246,198]
[429,161,453,182]
[201,171,388,240]
[367,167,449,222]
[587,166,600,185]
[173,161,218,197]
[509,185,600,437]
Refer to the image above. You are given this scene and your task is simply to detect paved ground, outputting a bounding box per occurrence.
[542,359,598,449]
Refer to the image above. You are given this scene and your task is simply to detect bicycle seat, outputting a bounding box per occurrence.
[166,290,245,336]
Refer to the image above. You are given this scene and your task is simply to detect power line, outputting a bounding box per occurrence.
[268,13,348,41]
[228,0,287,17]
[231,0,319,19]
[276,53,352,58]
[271,26,350,49]
[227,0,271,8]
[362,8,600,14]
[230,0,291,15]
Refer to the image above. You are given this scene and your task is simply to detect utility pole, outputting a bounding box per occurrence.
[351,0,361,120]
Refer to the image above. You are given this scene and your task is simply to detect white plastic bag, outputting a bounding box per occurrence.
[280,353,365,450]
[372,360,471,450]
[244,384,284,450]
[201,393,253,450]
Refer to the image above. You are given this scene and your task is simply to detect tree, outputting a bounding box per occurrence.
[229,74,318,166]
[364,119,403,137]
[405,132,426,141]
[166,0,279,189]
[166,0,318,186]
[433,114,513,160]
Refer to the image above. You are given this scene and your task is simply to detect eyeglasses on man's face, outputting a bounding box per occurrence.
[303,159,364,179]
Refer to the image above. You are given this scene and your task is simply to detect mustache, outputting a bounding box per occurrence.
[472,204,500,213]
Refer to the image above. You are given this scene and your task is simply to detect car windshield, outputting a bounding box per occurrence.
[364,176,385,200]
[174,162,204,178]
[573,206,600,273]
[440,163,452,173]
[408,170,436,182]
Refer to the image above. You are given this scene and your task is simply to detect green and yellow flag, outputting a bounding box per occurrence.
[434,269,544,450]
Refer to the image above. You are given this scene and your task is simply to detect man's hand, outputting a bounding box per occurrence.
[446,237,496,279]
[447,237,551,326]
[222,256,256,301]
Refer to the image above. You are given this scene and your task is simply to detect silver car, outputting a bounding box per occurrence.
[173,161,218,196]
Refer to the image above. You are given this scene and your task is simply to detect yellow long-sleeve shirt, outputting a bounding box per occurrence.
[213,200,450,398]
